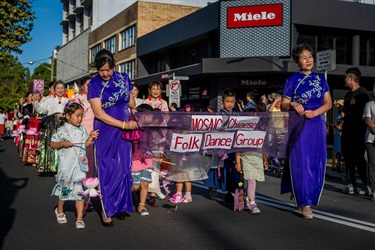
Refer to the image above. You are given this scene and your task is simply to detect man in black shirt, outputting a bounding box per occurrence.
[342,67,373,195]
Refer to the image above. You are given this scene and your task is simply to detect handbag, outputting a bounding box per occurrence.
[122,115,141,141]
[78,155,89,172]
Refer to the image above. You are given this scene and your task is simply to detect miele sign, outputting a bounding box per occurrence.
[220,0,291,58]
[227,4,283,28]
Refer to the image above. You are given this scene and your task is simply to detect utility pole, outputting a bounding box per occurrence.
[50,50,56,82]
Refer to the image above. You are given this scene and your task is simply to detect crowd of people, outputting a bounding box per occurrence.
[1,45,375,230]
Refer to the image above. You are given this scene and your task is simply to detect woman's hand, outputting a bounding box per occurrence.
[292,102,305,116]
[19,97,24,105]
[124,120,138,130]
[304,110,316,119]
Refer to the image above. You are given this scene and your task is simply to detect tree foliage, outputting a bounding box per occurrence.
[0,0,35,61]
[0,54,30,111]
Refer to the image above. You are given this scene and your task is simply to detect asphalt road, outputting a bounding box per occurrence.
[1,139,375,250]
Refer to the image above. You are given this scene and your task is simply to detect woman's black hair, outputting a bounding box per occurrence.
[292,44,314,64]
[94,49,115,70]
[148,81,163,91]
[25,91,33,98]
[53,80,65,90]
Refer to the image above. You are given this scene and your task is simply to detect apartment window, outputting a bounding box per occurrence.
[90,44,101,63]
[296,28,352,65]
[104,36,117,54]
[120,25,136,50]
[120,60,136,80]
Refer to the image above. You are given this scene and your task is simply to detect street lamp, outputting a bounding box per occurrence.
[28,61,54,82]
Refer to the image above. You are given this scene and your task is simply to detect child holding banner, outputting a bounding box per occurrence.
[204,88,240,202]
[142,81,169,206]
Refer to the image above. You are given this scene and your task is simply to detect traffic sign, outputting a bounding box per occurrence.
[168,80,181,107]
[169,80,180,91]
[317,50,336,71]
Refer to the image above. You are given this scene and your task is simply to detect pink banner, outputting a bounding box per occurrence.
[133,111,305,158]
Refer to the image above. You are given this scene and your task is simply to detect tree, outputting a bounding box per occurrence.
[0,54,30,111]
[32,63,51,82]
[0,0,35,61]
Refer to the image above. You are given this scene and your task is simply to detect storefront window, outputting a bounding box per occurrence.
[360,37,375,66]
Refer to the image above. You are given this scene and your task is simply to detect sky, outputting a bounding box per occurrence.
[16,0,62,74]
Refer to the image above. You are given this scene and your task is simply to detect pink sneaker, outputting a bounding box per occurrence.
[182,194,192,203]
[169,193,183,204]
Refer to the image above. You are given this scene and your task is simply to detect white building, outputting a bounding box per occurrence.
[57,0,217,85]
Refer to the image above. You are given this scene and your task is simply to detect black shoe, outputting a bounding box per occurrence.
[101,220,114,227]
[113,212,126,220]
[208,188,218,200]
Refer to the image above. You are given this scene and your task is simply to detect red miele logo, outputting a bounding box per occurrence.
[227,3,283,29]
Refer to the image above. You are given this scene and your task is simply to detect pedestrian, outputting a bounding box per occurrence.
[280,44,332,220]
[142,81,169,205]
[50,102,99,229]
[130,104,163,216]
[88,49,138,227]
[168,103,209,204]
[169,102,178,111]
[341,67,373,195]
[243,92,256,111]
[142,81,169,111]
[72,76,95,177]
[145,108,168,207]
[235,106,269,214]
[32,81,69,173]
[18,92,34,158]
[204,88,240,203]
[4,110,13,138]
[363,82,375,201]
[131,84,144,107]
[0,109,6,141]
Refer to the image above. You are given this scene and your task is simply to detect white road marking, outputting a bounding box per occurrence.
[192,182,375,233]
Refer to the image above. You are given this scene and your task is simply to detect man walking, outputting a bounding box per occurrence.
[363,82,375,201]
[341,67,373,195]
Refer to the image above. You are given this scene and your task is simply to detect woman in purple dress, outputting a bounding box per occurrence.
[281,44,332,220]
[88,49,138,227]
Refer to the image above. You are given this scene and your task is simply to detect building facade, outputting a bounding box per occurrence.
[87,1,209,84]
[135,0,375,118]
[57,0,215,85]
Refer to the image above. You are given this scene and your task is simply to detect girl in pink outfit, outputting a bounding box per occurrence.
[131,104,162,216]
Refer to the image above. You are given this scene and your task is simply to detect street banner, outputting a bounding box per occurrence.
[133,111,304,159]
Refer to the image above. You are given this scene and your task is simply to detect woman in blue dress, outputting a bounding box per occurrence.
[281,44,332,220]
[88,49,138,227]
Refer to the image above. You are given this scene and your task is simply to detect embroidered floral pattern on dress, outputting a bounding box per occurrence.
[293,73,323,105]
[101,73,131,109]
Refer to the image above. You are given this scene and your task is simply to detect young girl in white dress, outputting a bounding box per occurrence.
[50,102,99,229]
